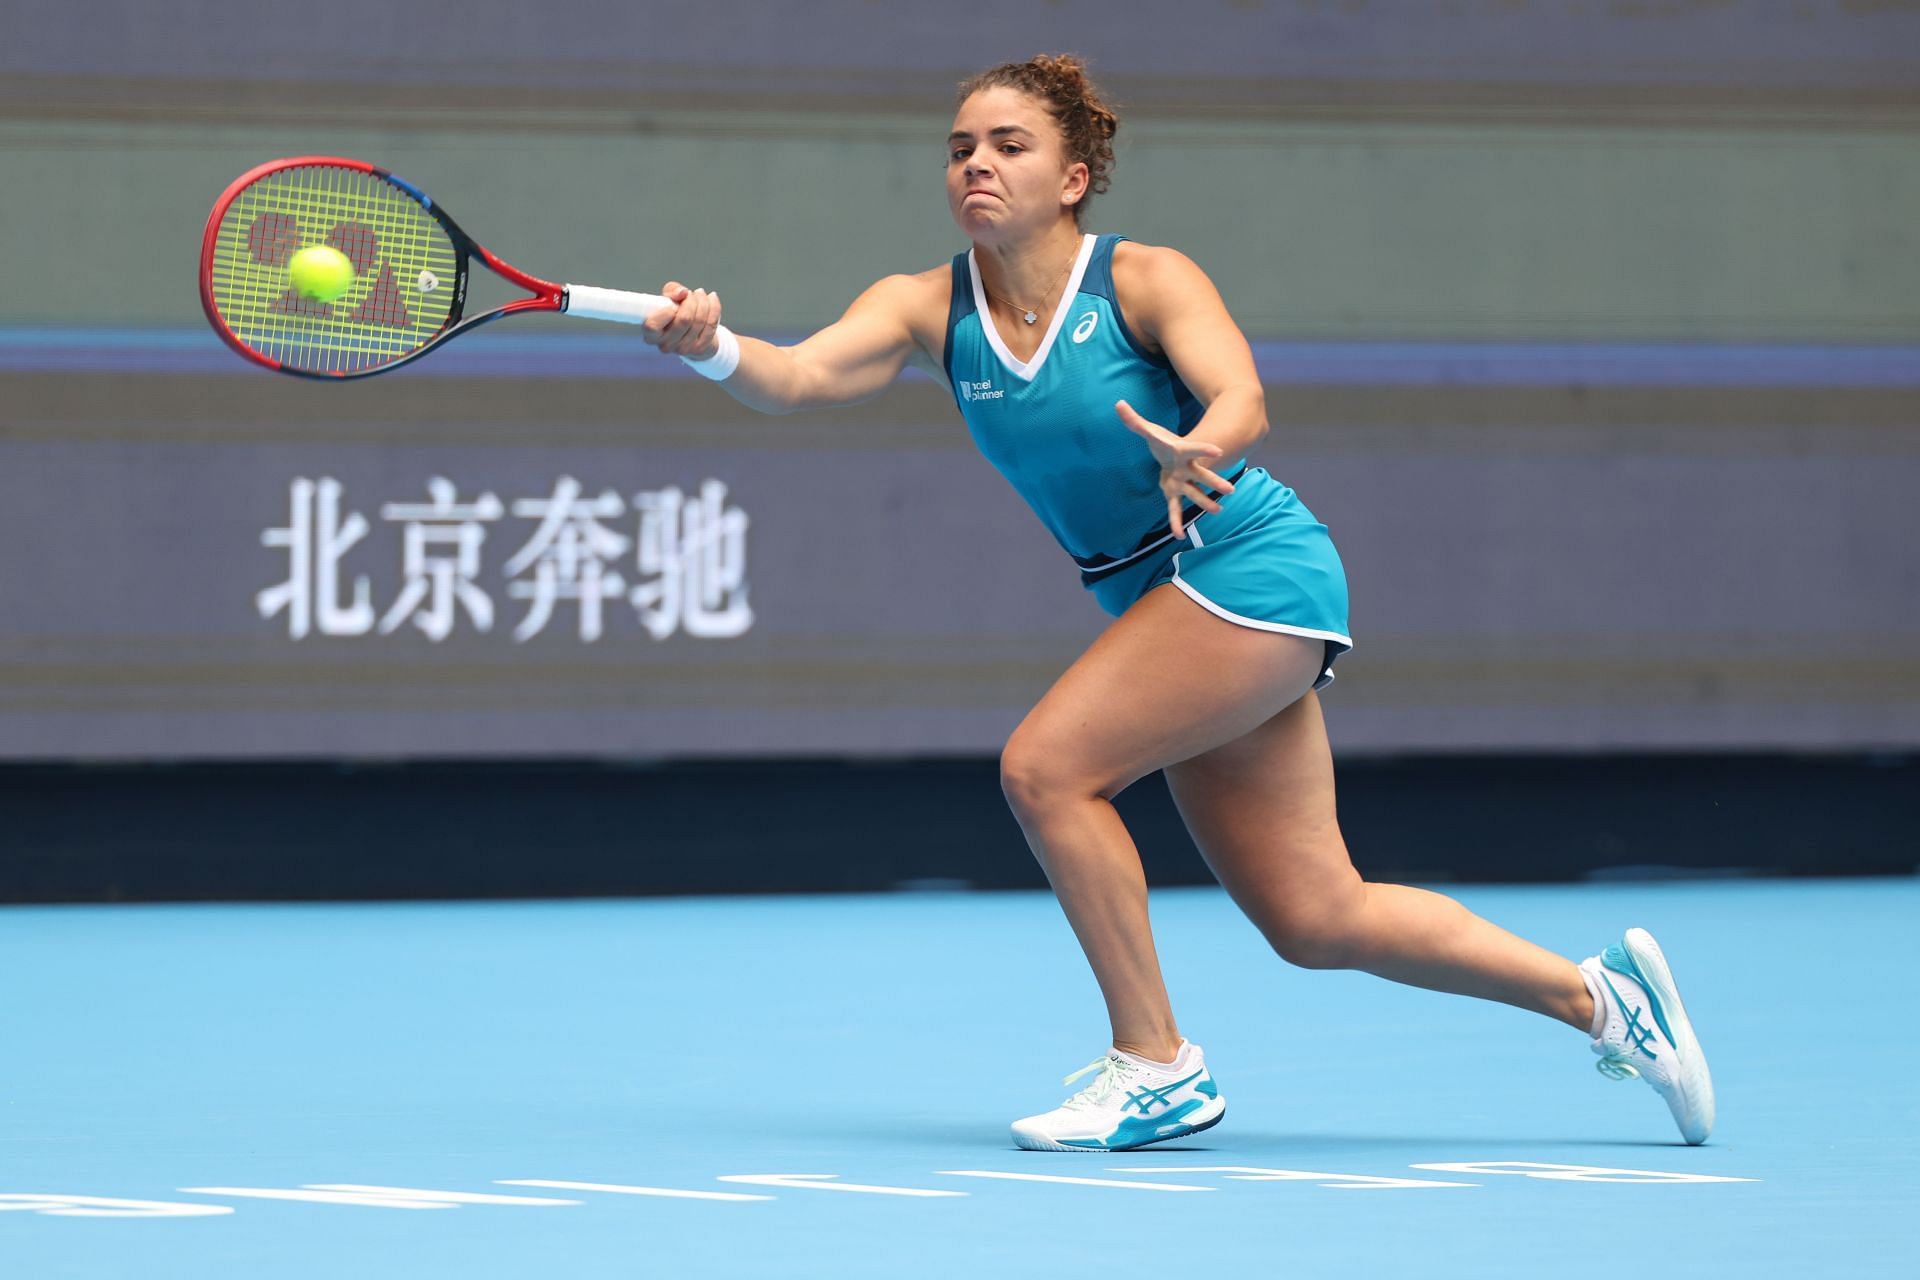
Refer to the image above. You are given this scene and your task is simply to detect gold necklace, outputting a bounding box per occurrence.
[981,247,1076,325]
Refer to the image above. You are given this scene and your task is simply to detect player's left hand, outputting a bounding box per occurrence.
[1116,399,1236,539]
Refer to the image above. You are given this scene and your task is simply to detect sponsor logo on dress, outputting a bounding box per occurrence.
[960,378,1004,402]
[1072,310,1099,343]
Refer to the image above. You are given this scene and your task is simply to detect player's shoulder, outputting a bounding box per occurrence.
[850,266,951,319]
[1111,242,1222,346]
[850,267,957,353]
[1111,240,1211,291]
[902,263,959,304]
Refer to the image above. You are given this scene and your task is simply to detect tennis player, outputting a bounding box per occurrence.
[641,55,1714,1152]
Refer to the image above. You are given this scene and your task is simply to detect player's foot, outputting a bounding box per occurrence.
[1010,1040,1225,1152]
[1580,927,1715,1145]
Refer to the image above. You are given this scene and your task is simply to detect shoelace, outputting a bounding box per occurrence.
[1060,1056,1130,1109]
[1596,1053,1641,1082]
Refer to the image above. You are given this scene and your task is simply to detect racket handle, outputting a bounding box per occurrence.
[563,285,674,324]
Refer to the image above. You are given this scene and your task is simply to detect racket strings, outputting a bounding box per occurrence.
[207,164,460,374]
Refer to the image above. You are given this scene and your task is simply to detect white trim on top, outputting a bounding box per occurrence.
[967,233,1096,382]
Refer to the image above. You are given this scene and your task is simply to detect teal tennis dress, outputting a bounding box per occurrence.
[944,233,1352,688]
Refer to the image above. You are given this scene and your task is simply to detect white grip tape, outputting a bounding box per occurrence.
[562,285,673,324]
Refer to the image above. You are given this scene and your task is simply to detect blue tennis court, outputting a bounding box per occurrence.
[6,877,1913,1277]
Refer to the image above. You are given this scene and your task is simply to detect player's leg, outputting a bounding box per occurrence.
[1163,689,1715,1141]
[998,583,1331,1063]
[1163,686,1595,1027]
[1000,584,1330,1150]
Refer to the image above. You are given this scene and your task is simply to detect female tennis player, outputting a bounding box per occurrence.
[640,55,1714,1151]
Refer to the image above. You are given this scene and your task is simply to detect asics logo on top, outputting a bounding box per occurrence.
[1072,310,1099,343]
[960,378,1004,402]
[1124,1068,1206,1115]
[1602,974,1660,1059]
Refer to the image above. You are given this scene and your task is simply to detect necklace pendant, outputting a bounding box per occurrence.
[1023,310,1038,325]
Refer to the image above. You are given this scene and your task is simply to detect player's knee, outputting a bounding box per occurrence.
[999,738,1052,821]
[1264,902,1365,971]
[999,732,1084,822]
[1270,928,1350,970]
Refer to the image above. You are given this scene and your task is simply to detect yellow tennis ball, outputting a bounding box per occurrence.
[288,244,355,303]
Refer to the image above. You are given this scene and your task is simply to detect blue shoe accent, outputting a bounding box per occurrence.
[1602,940,1678,1047]
[1122,1068,1206,1116]
[1060,1098,1209,1150]
[1195,1074,1218,1100]
[1598,971,1660,1061]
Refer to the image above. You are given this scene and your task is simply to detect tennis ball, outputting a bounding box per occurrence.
[288,244,355,303]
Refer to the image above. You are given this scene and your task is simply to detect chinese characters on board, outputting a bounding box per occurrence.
[259,477,753,642]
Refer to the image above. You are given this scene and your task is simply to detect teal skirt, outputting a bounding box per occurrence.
[1084,467,1352,689]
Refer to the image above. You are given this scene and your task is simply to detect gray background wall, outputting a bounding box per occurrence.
[3,0,1916,759]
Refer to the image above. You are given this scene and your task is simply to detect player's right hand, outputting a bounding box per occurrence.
[645,282,722,359]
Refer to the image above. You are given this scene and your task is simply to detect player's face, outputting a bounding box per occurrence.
[946,87,1086,241]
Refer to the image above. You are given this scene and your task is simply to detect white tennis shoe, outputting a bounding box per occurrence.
[1581,928,1715,1145]
[1011,1040,1226,1152]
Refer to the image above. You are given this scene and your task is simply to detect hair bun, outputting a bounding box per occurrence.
[958,54,1120,222]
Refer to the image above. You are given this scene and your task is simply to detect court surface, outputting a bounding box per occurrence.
[4,877,1914,1278]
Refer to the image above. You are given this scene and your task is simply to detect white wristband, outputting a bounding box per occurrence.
[681,325,740,381]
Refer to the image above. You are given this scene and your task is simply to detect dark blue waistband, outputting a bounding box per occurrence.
[1074,464,1248,585]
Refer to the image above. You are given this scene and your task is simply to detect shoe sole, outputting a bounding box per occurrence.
[1621,927,1715,1145]
[1012,1097,1227,1153]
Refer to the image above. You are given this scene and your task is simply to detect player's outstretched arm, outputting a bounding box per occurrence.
[642,273,933,415]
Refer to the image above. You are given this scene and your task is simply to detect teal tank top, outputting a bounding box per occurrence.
[943,234,1244,581]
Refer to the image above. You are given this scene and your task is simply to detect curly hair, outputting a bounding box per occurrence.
[958,54,1120,225]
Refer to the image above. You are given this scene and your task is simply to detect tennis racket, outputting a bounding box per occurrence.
[199,155,672,378]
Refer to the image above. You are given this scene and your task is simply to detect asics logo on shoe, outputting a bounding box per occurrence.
[1124,1069,1206,1116]
[1602,973,1660,1059]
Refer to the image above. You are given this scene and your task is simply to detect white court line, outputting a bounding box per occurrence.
[1109,1165,1472,1190]
[717,1174,965,1198]
[305,1184,579,1204]
[179,1188,456,1210]
[501,1179,773,1202]
[0,1193,233,1218]
[937,1170,1212,1192]
[1411,1162,1758,1184]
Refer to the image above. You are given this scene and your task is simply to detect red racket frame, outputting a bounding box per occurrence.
[199,155,569,379]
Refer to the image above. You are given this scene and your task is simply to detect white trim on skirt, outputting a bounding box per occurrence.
[1170,524,1353,647]
[1166,573,1353,647]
